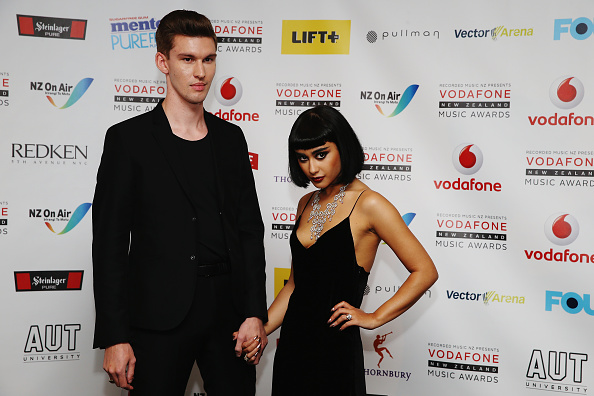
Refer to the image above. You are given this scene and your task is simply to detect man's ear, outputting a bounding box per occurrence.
[155,52,169,74]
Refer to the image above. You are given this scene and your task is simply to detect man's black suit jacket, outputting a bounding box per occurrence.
[92,102,267,349]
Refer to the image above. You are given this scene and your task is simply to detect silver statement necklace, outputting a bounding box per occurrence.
[307,184,349,241]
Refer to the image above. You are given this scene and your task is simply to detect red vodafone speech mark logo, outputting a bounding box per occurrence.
[452,144,483,175]
[544,213,579,245]
[214,76,243,106]
[549,76,584,109]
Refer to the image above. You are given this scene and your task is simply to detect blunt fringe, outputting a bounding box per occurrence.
[288,106,364,188]
[156,10,217,57]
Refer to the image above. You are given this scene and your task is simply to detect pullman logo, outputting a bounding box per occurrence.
[15,271,83,291]
[17,15,87,40]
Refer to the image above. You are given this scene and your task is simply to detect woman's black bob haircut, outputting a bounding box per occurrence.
[288,105,364,188]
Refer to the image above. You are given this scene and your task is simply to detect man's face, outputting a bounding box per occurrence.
[157,35,217,105]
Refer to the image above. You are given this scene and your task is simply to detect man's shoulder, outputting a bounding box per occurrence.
[108,108,155,136]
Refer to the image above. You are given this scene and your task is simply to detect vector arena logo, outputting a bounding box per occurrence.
[528,76,592,126]
[434,144,502,192]
[524,213,594,264]
[212,76,259,122]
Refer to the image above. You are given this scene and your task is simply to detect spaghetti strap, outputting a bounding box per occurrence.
[296,192,316,220]
[348,190,367,217]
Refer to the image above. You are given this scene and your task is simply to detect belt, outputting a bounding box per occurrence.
[196,261,229,277]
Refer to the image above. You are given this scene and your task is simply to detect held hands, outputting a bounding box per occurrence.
[328,301,379,331]
[233,317,267,365]
[104,342,136,390]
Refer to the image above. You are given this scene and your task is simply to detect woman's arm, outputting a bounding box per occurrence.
[329,191,438,330]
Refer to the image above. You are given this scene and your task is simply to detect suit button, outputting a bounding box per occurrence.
[192,217,197,222]
[190,255,196,260]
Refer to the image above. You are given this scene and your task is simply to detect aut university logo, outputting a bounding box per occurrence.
[281,20,351,54]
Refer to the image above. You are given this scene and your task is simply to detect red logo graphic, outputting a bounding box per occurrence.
[374,332,393,368]
[249,152,259,170]
[549,76,584,109]
[214,76,243,106]
[452,144,483,175]
[544,213,579,245]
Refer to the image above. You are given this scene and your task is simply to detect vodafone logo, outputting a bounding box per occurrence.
[214,76,243,106]
[549,76,584,109]
[452,144,483,175]
[544,213,579,245]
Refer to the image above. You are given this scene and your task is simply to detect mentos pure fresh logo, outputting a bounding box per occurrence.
[528,76,592,126]
[281,20,351,54]
[30,78,93,109]
[29,203,91,235]
[554,18,594,40]
[109,16,160,50]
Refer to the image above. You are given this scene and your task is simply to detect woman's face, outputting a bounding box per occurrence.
[294,141,342,189]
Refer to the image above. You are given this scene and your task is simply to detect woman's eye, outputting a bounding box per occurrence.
[316,152,327,159]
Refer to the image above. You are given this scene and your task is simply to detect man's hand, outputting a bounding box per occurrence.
[233,317,267,365]
[104,342,136,390]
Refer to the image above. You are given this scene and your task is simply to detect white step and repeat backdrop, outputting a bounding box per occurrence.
[1,0,593,395]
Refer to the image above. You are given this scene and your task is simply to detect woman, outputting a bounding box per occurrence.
[242,105,437,395]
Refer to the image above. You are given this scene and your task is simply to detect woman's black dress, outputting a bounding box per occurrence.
[272,198,369,396]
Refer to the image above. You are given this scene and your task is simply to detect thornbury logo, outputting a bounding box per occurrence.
[17,15,87,40]
[23,324,81,363]
[15,271,83,291]
[554,18,594,40]
[434,144,502,192]
[374,333,394,368]
[528,76,592,126]
[281,20,351,55]
[526,349,588,394]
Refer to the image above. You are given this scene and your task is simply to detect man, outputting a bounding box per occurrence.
[92,10,267,395]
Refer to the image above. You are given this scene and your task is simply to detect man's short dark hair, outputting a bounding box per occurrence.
[288,105,364,188]
[156,10,217,58]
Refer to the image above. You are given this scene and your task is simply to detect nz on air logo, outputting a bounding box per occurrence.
[29,203,91,235]
[281,20,351,54]
[30,78,93,109]
[361,85,419,118]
